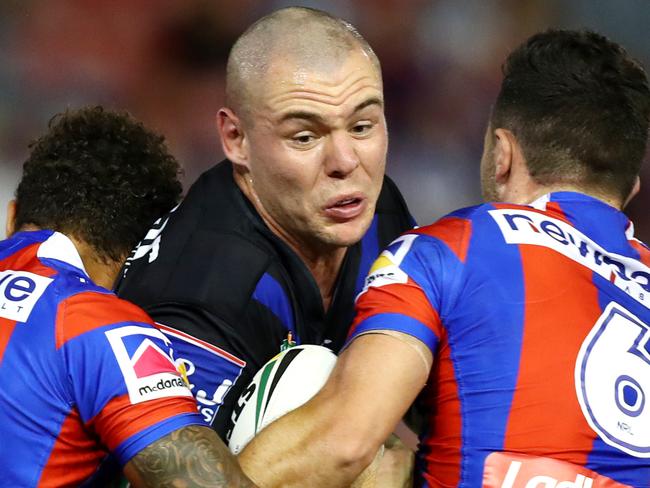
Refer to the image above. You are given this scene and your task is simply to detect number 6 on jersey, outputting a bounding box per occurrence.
[575,302,650,457]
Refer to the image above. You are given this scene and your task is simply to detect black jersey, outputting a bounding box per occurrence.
[116,160,415,439]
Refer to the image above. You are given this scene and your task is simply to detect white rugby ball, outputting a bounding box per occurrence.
[227,344,337,454]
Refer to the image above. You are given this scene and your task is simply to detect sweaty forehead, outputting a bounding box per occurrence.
[253,50,382,114]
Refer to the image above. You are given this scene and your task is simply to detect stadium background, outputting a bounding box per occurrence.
[1,0,649,241]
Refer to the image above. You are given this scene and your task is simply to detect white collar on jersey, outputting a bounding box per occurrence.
[529,193,551,210]
[36,231,90,278]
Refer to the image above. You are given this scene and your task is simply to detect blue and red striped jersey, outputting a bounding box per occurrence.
[0,230,203,487]
[349,192,650,488]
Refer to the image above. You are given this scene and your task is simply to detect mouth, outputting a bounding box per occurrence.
[323,193,367,222]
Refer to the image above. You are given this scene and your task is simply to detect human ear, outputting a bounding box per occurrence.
[217,108,249,169]
[492,128,514,187]
[5,200,16,238]
[623,176,641,209]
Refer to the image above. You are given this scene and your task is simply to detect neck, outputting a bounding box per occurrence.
[516,185,624,210]
[297,247,347,312]
[12,226,122,289]
[234,170,346,311]
[68,236,123,289]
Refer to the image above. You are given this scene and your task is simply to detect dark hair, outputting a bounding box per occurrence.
[15,106,182,262]
[492,29,650,200]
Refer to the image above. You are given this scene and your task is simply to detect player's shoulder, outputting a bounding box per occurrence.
[402,204,478,254]
[401,202,516,263]
[62,288,152,323]
[56,285,154,339]
[410,201,529,239]
[118,160,275,307]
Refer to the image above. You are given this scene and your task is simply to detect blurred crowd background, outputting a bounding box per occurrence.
[1,0,649,240]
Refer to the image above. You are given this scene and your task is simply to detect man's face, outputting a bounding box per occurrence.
[241,49,387,251]
[480,125,498,202]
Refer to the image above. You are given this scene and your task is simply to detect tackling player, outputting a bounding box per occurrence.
[238,30,650,487]
[0,107,254,487]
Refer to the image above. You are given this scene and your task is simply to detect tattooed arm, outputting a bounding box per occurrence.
[124,425,256,488]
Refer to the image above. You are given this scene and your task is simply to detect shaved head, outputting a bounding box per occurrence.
[226,7,381,120]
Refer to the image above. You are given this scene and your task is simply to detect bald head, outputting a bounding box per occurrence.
[226,7,381,119]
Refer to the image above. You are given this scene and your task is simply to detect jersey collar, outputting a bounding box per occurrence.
[36,231,90,278]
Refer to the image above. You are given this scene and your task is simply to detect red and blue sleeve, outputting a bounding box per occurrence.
[57,292,204,465]
[347,217,471,356]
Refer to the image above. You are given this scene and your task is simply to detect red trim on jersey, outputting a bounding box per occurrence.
[492,202,572,226]
[0,317,17,366]
[350,280,443,340]
[503,245,599,463]
[55,293,152,349]
[413,217,472,263]
[156,322,246,367]
[629,240,650,267]
[545,201,572,225]
[90,393,198,452]
[1,242,57,364]
[38,408,107,487]
[420,329,462,486]
[0,242,57,278]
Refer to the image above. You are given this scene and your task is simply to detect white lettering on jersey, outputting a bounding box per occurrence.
[122,205,178,277]
[489,209,650,308]
[105,325,193,404]
[157,322,245,425]
[0,270,53,322]
[501,460,594,488]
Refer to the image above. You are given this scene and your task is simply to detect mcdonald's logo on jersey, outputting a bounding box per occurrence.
[105,325,193,404]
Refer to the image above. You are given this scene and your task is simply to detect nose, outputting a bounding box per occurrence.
[324,131,360,179]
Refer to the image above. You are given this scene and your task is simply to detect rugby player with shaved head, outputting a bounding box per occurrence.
[117,6,415,481]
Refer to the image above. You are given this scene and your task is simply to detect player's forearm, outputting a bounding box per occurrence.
[238,350,394,488]
[239,397,380,488]
[125,425,256,488]
[239,333,428,487]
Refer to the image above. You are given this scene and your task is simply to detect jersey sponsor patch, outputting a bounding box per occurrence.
[489,209,650,308]
[360,234,418,295]
[105,325,193,404]
[482,452,630,488]
[0,270,53,322]
[156,323,245,425]
[361,254,408,294]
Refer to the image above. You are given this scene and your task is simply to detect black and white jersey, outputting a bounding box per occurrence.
[116,160,415,439]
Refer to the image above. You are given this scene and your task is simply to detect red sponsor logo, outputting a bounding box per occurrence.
[105,325,193,404]
[482,452,631,488]
[132,340,179,378]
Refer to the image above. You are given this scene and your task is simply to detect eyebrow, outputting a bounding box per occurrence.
[278,96,384,124]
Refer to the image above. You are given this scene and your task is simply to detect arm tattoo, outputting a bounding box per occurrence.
[128,425,256,487]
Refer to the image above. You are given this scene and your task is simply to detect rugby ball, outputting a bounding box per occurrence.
[227,345,337,454]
